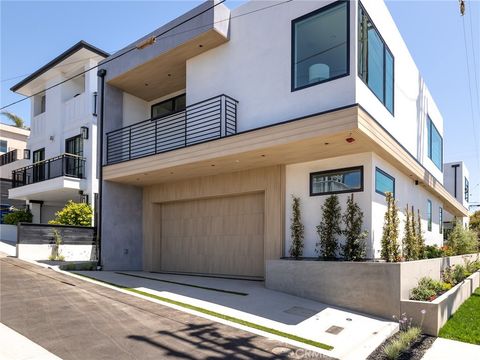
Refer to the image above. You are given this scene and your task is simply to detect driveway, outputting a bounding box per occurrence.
[0,255,325,360]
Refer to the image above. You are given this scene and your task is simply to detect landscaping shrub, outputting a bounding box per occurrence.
[445,222,478,255]
[316,194,341,259]
[410,277,451,301]
[381,192,401,262]
[341,193,367,261]
[2,208,33,225]
[415,208,426,259]
[49,201,92,226]
[469,210,480,250]
[424,245,444,259]
[383,311,423,359]
[402,205,419,260]
[289,195,304,259]
[48,229,64,261]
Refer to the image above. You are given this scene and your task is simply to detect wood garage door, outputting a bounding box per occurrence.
[160,192,264,277]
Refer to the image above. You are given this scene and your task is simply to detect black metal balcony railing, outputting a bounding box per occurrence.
[12,154,86,188]
[106,94,238,164]
[0,149,18,166]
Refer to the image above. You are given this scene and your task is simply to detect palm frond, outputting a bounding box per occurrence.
[1,111,25,128]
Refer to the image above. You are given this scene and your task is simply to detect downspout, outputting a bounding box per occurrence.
[96,68,107,269]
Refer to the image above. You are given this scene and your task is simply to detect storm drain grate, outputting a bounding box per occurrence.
[325,325,344,335]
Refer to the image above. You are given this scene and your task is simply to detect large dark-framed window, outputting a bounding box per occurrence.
[427,199,432,232]
[151,93,186,119]
[310,166,363,196]
[65,134,84,178]
[291,0,349,92]
[375,167,395,197]
[358,3,394,114]
[32,148,45,183]
[65,134,84,157]
[427,116,443,171]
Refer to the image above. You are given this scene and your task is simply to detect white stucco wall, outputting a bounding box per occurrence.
[17,244,95,261]
[285,152,445,259]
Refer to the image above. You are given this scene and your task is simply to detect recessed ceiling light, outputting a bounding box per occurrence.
[199,44,203,48]
[211,164,215,167]
[324,142,330,145]
[261,154,266,157]
[167,73,171,77]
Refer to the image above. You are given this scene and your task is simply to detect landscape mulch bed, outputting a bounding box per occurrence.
[367,333,436,360]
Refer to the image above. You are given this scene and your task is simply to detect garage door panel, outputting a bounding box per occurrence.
[159,192,265,277]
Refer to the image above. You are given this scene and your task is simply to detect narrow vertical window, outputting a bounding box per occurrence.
[358,5,394,113]
[292,1,349,91]
[439,207,443,234]
[427,200,432,232]
[464,177,469,202]
[427,116,443,171]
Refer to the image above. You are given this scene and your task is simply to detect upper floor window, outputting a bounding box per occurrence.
[427,116,443,171]
[375,167,395,197]
[33,93,46,116]
[292,1,349,91]
[427,199,432,232]
[151,94,186,119]
[310,166,363,196]
[465,177,469,202]
[358,4,394,114]
[0,140,7,153]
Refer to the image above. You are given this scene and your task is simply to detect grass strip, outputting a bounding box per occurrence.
[115,272,248,296]
[439,287,480,345]
[71,271,333,351]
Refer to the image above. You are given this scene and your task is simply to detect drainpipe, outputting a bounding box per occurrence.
[96,68,106,269]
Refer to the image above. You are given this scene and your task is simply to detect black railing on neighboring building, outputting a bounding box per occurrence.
[0,149,18,166]
[106,94,238,165]
[12,153,86,188]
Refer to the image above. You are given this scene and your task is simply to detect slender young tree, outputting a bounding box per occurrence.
[341,193,367,261]
[316,194,341,259]
[289,195,304,259]
[402,204,417,260]
[416,209,426,259]
[380,192,400,262]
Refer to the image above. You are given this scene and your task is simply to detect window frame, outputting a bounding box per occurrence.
[150,93,186,119]
[32,148,45,163]
[427,199,432,232]
[291,0,350,92]
[0,140,7,153]
[439,207,443,234]
[427,116,443,171]
[358,2,395,115]
[309,165,364,197]
[464,177,469,202]
[65,134,84,158]
[375,167,395,197]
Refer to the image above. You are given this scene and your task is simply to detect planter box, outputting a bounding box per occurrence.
[266,254,480,323]
[401,271,480,335]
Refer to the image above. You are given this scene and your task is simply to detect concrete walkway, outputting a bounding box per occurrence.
[422,338,480,360]
[0,240,16,256]
[0,323,62,360]
[71,270,398,360]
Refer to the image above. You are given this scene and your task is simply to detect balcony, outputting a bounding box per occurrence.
[12,154,85,188]
[0,149,19,166]
[106,94,238,165]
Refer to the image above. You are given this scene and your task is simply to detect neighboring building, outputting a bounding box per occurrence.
[443,161,470,231]
[6,41,108,223]
[0,123,30,208]
[98,0,468,275]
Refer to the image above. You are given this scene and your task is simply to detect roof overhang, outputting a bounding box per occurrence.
[11,41,109,96]
[102,0,230,101]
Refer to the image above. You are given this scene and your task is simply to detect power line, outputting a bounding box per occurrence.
[461,15,480,171]
[0,0,293,111]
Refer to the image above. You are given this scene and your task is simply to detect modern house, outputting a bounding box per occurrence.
[0,123,30,208]
[5,41,108,224]
[98,0,468,276]
[443,161,470,230]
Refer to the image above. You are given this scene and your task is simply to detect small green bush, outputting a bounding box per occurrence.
[446,223,478,255]
[383,327,421,359]
[48,229,64,261]
[49,201,92,226]
[424,245,444,259]
[3,208,33,225]
[410,277,451,301]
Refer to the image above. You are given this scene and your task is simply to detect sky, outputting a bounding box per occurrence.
[1,0,479,207]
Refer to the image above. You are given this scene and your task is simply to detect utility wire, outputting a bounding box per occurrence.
[461,15,480,171]
[0,0,293,111]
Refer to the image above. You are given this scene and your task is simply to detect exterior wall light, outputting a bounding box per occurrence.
[81,126,89,140]
[23,149,30,160]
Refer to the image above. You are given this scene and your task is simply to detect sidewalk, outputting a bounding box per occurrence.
[0,323,61,360]
[422,338,480,360]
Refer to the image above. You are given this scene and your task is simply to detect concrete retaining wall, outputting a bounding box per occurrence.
[401,271,480,335]
[266,254,480,322]
[0,224,17,242]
